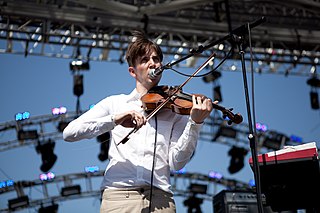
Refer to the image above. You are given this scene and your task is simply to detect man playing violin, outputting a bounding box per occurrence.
[63,30,213,213]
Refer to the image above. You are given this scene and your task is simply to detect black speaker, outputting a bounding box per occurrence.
[213,190,296,213]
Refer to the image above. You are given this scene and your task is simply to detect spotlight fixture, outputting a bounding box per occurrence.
[309,90,319,110]
[262,131,289,150]
[8,196,29,210]
[39,172,55,181]
[183,195,203,213]
[38,203,58,213]
[69,60,89,71]
[97,132,111,161]
[307,76,320,88]
[213,85,222,102]
[15,111,30,121]
[36,139,57,172]
[73,74,84,97]
[17,129,38,141]
[183,183,207,213]
[202,71,221,83]
[85,166,99,173]
[212,125,237,141]
[189,183,207,194]
[61,185,81,196]
[307,76,320,110]
[57,121,69,132]
[51,106,67,115]
[228,146,248,174]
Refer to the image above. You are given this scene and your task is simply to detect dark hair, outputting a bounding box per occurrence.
[125,31,163,67]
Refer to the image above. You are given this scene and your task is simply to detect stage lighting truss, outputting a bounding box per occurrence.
[0,170,251,212]
[1,0,319,77]
[0,111,80,152]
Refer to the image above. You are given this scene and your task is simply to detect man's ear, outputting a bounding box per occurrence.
[128,67,136,77]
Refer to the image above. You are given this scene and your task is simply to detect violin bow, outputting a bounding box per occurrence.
[117,52,216,146]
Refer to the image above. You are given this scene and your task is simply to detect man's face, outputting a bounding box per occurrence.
[133,50,162,89]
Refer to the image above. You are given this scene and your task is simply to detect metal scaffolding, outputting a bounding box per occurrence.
[0,0,319,76]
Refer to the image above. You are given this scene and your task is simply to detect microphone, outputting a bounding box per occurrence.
[148,66,165,79]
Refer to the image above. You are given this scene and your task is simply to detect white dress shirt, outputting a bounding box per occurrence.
[63,89,203,194]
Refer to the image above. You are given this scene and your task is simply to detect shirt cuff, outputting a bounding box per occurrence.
[111,114,116,125]
[189,117,203,126]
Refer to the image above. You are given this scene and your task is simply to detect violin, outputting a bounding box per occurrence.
[141,85,243,125]
[117,51,240,145]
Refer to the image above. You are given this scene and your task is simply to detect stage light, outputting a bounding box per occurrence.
[248,179,255,187]
[183,195,203,213]
[186,56,198,68]
[61,185,81,196]
[310,91,319,110]
[171,167,186,175]
[51,106,67,115]
[183,183,207,213]
[0,180,14,189]
[36,139,57,172]
[307,76,320,87]
[39,172,55,181]
[208,171,223,179]
[262,131,289,150]
[85,166,99,173]
[69,60,89,71]
[213,85,222,102]
[8,196,29,210]
[17,129,38,140]
[290,134,303,143]
[156,38,162,45]
[73,74,84,97]
[228,146,248,174]
[256,122,268,132]
[212,125,237,141]
[97,132,110,162]
[57,121,69,132]
[189,183,207,194]
[15,111,30,121]
[307,76,320,110]
[38,203,58,213]
[202,71,221,83]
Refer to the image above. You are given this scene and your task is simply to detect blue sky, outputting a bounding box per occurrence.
[0,50,319,213]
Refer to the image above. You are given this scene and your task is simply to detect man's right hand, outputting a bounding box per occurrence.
[114,111,147,129]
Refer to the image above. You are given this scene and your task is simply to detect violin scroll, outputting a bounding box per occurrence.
[223,111,243,125]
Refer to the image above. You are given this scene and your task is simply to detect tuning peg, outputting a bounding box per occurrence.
[228,108,234,111]
[227,120,233,125]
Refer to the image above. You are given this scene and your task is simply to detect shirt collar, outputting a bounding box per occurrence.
[127,88,142,102]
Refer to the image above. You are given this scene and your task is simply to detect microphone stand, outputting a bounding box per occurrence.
[231,30,264,213]
[160,17,266,213]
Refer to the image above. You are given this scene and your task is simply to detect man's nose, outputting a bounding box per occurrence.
[149,60,157,68]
